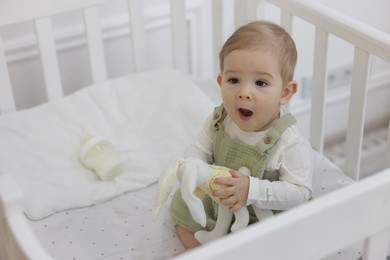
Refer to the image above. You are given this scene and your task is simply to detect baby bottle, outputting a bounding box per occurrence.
[79,132,124,181]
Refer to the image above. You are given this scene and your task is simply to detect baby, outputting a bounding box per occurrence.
[170,20,313,250]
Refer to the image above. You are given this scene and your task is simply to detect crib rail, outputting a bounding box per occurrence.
[0,0,192,114]
[0,175,51,260]
[1,0,390,259]
[0,0,110,113]
[178,168,390,260]
[254,0,390,180]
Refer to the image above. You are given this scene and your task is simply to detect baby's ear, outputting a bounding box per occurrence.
[217,74,222,87]
[280,80,297,105]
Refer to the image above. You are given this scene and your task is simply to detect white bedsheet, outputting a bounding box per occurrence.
[31,183,184,260]
[29,152,354,260]
[0,68,214,220]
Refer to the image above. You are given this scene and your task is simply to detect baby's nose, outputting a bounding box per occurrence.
[238,86,252,100]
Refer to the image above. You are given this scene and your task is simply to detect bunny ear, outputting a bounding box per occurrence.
[152,159,185,221]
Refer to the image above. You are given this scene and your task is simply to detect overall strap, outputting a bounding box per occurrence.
[210,104,226,133]
[256,113,296,154]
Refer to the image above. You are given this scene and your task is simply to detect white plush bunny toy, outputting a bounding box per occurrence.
[153,158,272,244]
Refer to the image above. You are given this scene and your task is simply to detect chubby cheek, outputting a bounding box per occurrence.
[255,100,279,117]
[258,90,283,106]
[221,89,235,105]
[221,95,237,116]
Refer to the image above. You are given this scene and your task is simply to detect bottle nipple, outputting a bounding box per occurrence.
[79,132,123,181]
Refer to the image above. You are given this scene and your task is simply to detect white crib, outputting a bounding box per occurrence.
[0,0,390,259]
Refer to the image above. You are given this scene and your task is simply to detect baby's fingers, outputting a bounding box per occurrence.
[220,197,244,213]
[213,176,234,186]
[212,185,233,198]
[219,195,235,205]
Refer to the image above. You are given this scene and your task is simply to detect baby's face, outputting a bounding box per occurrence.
[218,48,290,132]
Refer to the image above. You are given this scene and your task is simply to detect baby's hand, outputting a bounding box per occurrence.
[212,169,249,212]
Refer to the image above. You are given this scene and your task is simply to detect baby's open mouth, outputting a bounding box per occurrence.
[238,108,253,117]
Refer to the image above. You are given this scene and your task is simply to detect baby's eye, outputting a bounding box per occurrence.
[227,78,239,84]
[255,80,267,87]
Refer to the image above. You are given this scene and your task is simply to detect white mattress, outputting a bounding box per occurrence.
[0,68,358,259]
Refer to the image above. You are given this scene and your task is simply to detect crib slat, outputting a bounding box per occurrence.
[257,0,267,20]
[212,0,223,76]
[310,28,328,154]
[234,0,255,29]
[267,0,390,62]
[233,0,259,28]
[234,0,260,29]
[170,0,189,74]
[83,6,107,83]
[280,10,293,34]
[362,230,389,260]
[244,0,259,22]
[128,0,147,72]
[344,48,370,180]
[386,121,390,168]
[234,1,245,29]
[34,17,63,101]
[0,33,16,114]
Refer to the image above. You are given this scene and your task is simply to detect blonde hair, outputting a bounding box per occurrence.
[219,21,297,83]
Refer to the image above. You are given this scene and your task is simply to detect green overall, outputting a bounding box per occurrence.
[169,105,296,232]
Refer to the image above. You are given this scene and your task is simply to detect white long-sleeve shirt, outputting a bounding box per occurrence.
[184,111,313,211]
